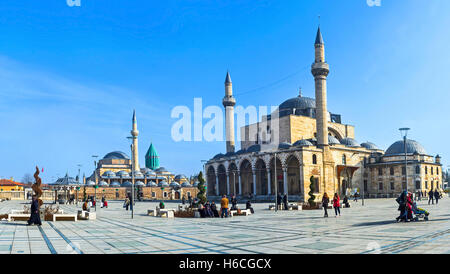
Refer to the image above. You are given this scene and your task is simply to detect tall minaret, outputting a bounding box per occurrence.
[223,71,236,153]
[311,26,330,148]
[131,110,140,172]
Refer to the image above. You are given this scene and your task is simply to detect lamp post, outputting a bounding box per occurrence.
[92,155,98,211]
[127,136,135,219]
[399,128,410,193]
[274,152,278,212]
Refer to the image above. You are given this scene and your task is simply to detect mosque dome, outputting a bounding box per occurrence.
[144,170,156,177]
[235,149,247,155]
[181,182,192,187]
[134,171,144,178]
[361,142,379,150]
[213,153,225,159]
[147,181,158,187]
[385,139,427,156]
[278,142,292,150]
[135,181,145,186]
[103,151,129,160]
[117,170,130,177]
[158,181,169,187]
[86,180,96,186]
[98,181,108,187]
[145,143,160,170]
[293,139,314,147]
[110,181,121,187]
[224,152,235,157]
[340,138,360,147]
[279,96,316,113]
[328,135,340,145]
[122,181,132,187]
[174,174,187,181]
[247,144,261,153]
[155,167,168,173]
[170,182,181,189]
[102,170,116,178]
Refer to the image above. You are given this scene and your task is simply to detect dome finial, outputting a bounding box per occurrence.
[225,70,232,84]
[298,87,302,97]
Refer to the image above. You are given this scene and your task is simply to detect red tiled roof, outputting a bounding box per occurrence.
[0,179,25,187]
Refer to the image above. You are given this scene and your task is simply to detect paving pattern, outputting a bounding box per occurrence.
[0,196,449,254]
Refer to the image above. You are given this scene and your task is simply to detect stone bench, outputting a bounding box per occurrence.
[287,204,302,210]
[8,213,31,221]
[230,209,251,217]
[158,209,174,218]
[53,214,77,222]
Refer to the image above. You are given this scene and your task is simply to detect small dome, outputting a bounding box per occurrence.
[98,181,108,187]
[155,167,167,173]
[103,151,129,160]
[110,181,121,187]
[170,182,180,188]
[135,181,145,186]
[134,171,144,178]
[181,182,191,187]
[86,180,96,186]
[158,181,169,187]
[361,142,379,150]
[247,144,261,153]
[224,152,235,157]
[293,139,314,147]
[278,142,292,150]
[385,139,427,156]
[235,149,247,155]
[147,181,158,187]
[122,181,132,187]
[328,135,340,145]
[213,153,224,159]
[340,138,360,147]
[102,170,116,177]
[174,174,187,181]
[117,170,130,177]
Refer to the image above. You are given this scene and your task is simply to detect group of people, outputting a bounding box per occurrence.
[321,193,342,218]
[276,193,290,210]
[396,191,416,222]
[426,189,442,205]
[195,195,254,218]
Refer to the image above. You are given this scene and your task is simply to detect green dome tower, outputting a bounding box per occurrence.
[145,143,160,170]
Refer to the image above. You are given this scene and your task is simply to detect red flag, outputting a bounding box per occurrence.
[42,168,44,173]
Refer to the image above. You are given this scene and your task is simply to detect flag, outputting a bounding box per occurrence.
[42,168,44,173]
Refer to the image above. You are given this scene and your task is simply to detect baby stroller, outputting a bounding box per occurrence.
[411,202,429,221]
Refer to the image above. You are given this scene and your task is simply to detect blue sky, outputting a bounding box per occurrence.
[0,0,449,183]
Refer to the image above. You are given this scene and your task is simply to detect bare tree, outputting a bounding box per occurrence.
[22,173,34,185]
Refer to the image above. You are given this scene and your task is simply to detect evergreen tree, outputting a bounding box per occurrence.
[308,176,316,206]
[197,171,207,204]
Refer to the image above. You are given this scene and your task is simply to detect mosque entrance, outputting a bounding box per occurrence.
[337,165,359,197]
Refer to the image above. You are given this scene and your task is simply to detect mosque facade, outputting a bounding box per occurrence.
[205,27,443,202]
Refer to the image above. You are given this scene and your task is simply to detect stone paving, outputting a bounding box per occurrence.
[0,196,449,254]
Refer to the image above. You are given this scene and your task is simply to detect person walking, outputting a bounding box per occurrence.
[353,192,358,202]
[277,193,282,210]
[434,189,440,205]
[27,195,42,226]
[428,189,434,205]
[188,194,192,208]
[231,195,237,210]
[283,194,289,210]
[124,196,130,211]
[333,193,341,217]
[182,195,186,205]
[322,193,329,217]
[220,195,229,218]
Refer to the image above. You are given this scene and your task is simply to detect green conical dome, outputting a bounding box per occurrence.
[145,143,160,170]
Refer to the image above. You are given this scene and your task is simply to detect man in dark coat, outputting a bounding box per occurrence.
[434,189,440,204]
[230,195,237,210]
[283,194,289,210]
[428,189,434,205]
[277,193,282,209]
[27,195,42,226]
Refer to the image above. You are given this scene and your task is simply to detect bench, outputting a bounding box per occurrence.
[230,209,251,217]
[287,204,302,210]
[8,213,31,222]
[158,209,174,218]
[53,214,77,222]
[147,209,157,216]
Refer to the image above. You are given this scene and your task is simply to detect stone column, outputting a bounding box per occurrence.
[226,171,230,195]
[283,167,288,195]
[252,168,257,195]
[267,168,272,195]
[238,171,242,195]
[215,175,219,196]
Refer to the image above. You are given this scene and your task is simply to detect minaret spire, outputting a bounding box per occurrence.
[130,110,140,172]
[223,71,236,153]
[311,25,330,148]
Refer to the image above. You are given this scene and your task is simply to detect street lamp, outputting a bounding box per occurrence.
[399,128,410,193]
[92,155,98,211]
[127,136,135,219]
[274,152,278,212]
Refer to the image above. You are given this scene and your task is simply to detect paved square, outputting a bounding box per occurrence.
[0,196,449,254]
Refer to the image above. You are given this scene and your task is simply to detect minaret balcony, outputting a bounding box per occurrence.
[222,96,236,107]
[311,62,329,77]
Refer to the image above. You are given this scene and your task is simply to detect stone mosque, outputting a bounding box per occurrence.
[205,27,444,202]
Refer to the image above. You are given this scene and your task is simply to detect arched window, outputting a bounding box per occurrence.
[342,154,346,165]
[390,167,394,175]
[312,154,317,165]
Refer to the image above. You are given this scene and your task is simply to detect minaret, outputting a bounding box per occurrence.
[223,71,236,153]
[311,26,330,148]
[131,110,140,172]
